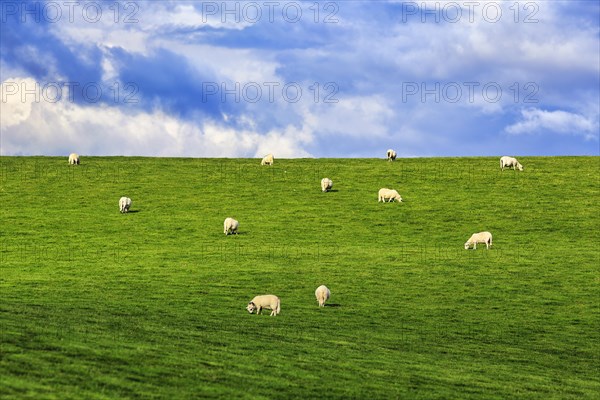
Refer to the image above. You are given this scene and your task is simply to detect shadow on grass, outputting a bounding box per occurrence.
[225,232,247,236]
[125,210,140,214]
[325,303,341,308]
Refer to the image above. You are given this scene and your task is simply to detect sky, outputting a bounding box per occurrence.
[1,0,599,158]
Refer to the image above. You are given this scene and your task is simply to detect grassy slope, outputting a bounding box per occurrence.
[0,156,598,399]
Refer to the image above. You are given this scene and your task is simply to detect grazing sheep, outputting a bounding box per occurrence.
[261,154,274,166]
[321,178,333,192]
[386,149,397,161]
[246,295,280,316]
[500,156,523,171]
[315,285,330,307]
[378,188,403,203]
[68,153,80,165]
[119,197,132,213]
[224,217,239,235]
[464,231,493,250]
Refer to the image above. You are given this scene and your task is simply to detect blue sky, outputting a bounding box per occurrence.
[1,0,598,157]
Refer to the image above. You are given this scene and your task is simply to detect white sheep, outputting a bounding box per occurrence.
[464,231,493,250]
[378,188,403,203]
[68,153,80,165]
[386,149,397,161]
[500,156,523,171]
[315,285,330,307]
[224,217,239,235]
[321,178,333,192]
[119,197,132,213]
[261,154,274,166]
[246,295,280,316]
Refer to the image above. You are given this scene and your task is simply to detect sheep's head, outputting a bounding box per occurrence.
[246,302,256,314]
[517,164,524,171]
[464,242,471,250]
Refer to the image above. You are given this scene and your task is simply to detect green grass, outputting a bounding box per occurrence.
[1,156,598,399]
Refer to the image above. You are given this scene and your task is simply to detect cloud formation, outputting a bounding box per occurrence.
[506,108,598,140]
[1,1,599,157]
[1,78,313,157]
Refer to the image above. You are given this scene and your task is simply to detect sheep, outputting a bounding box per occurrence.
[321,178,333,192]
[119,197,132,213]
[500,156,523,171]
[68,153,80,165]
[261,154,274,166]
[378,188,403,203]
[464,231,493,250]
[386,149,397,161]
[224,217,239,235]
[246,295,280,316]
[315,285,330,307]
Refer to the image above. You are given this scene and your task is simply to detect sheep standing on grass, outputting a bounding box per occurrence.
[119,197,132,213]
[68,153,80,165]
[386,149,397,161]
[378,188,403,203]
[261,154,274,166]
[247,295,280,316]
[315,285,330,307]
[500,156,523,171]
[224,217,239,235]
[321,178,333,192]
[464,231,493,250]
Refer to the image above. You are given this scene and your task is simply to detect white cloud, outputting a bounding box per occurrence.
[145,3,250,31]
[0,78,36,128]
[159,41,280,83]
[50,1,250,58]
[505,108,599,140]
[101,1,256,36]
[354,1,598,81]
[0,78,314,157]
[58,25,150,55]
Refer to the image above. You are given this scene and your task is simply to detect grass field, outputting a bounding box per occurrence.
[1,156,598,399]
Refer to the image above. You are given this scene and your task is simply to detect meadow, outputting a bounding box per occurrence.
[1,156,598,399]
